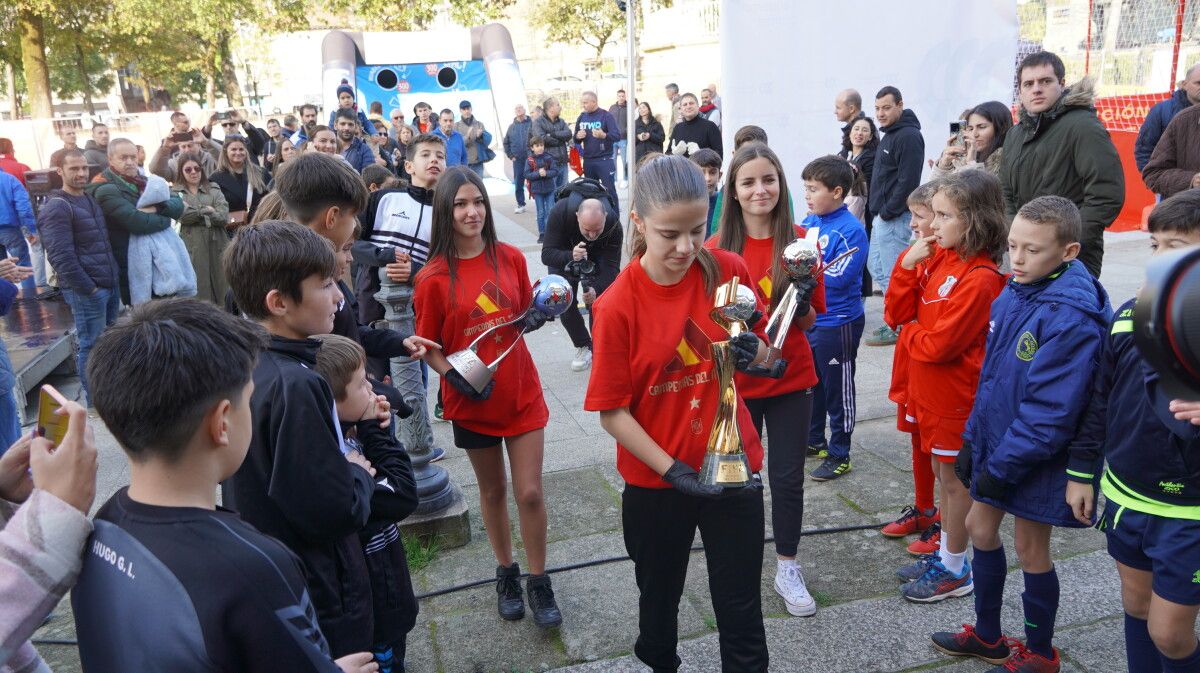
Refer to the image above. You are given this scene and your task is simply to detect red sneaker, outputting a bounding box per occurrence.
[987,640,1060,672]
[882,506,940,538]
[907,522,941,556]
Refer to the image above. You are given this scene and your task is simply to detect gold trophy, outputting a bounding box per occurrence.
[698,278,758,487]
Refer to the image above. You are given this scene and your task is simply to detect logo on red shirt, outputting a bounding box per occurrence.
[470,281,512,319]
[665,318,712,373]
[757,274,773,299]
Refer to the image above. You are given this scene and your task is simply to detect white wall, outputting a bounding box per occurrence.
[720,0,1018,183]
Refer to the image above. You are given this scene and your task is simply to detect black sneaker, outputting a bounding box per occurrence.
[931,624,1011,664]
[810,456,852,481]
[496,563,525,621]
[806,441,829,458]
[526,573,563,628]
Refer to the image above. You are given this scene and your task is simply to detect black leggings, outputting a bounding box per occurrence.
[551,269,593,349]
[622,484,768,673]
[744,387,813,557]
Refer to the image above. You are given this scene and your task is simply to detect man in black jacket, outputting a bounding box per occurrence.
[540,193,622,372]
[668,93,723,158]
[865,85,924,346]
[40,149,120,402]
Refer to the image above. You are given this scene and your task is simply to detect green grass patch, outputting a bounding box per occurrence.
[836,493,870,515]
[404,533,442,573]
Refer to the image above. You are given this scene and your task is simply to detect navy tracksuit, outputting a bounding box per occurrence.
[574,109,622,210]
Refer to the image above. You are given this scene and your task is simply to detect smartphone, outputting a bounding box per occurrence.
[37,385,69,446]
[949,120,967,146]
[215,111,231,121]
[171,131,192,143]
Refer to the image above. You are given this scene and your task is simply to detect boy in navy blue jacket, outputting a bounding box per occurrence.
[527,136,557,241]
[932,196,1110,673]
[799,156,869,481]
[1066,189,1200,673]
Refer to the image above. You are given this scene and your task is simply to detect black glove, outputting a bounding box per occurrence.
[729,332,762,372]
[791,276,819,318]
[743,357,788,379]
[662,460,724,498]
[974,469,1007,501]
[523,309,549,333]
[954,439,973,488]
[445,369,495,401]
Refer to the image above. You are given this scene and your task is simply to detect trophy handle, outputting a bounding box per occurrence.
[486,324,530,373]
[464,309,529,353]
[765,284,799,349]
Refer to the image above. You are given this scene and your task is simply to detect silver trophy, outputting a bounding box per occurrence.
[764,234,859,364]
[444,275,573,393]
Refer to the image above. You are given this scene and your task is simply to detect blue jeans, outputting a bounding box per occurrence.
[28,238,46,288]
[468,163,484,177]
[612,139,628,182]
[551,164,569,204]
[512,155,527,206]
[867,213,913,293]
[0,227,35,293]
[0,339,19,453]
[533,193,554,235]
[63,286,121,400]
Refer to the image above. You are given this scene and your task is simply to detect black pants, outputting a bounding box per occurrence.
[551,269,593,349]
[745,388,813,557]
[622,484,768,673]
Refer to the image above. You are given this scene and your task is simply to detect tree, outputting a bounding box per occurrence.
[17,8,52,117]
[532,0,624,63]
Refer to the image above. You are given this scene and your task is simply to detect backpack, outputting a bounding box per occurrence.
[554,177,617,217]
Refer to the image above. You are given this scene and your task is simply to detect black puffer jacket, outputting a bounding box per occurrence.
[39,190,119,295]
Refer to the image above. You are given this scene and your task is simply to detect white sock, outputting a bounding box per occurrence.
[777,558,795,574]
[939,535,967,575]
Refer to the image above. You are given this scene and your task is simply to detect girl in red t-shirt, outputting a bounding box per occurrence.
[413,167,560,628]
[585,155,773,673]
[706,143,825,618]
[885,170,1007,604]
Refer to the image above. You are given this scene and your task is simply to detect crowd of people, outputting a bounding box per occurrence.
[0,48,1199,673]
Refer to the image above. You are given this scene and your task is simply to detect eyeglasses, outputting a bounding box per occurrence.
[221,122,237,128]
[391,116,402,121]
[182,166,201,173]
[377,132,388,137]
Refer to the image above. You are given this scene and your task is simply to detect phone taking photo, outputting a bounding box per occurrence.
[37,385,70,446]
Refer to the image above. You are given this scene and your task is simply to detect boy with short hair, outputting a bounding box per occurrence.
[313,334,419,673]
[355,133,446,324]
[527,135,557,241]
[799,155,869,481]
[930,195,1110,673]
[221,221,379,657]
[688,148,722,235]
[72,298,378,672]
[1066,189,1200,673]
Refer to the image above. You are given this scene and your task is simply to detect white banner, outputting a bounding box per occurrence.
[720,0,1018,187]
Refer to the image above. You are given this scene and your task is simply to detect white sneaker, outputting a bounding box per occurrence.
[570,347,592,372]
[774,562,817,617]
[514,205,526,214]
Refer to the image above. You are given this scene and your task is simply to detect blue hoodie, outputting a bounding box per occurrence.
[1068,298,1200,517]
[434,128,468,167]
[340,137,377,173]
[801,204,869,327]
[1134,88,1192,171]
[0,171,34,233]
[965,260,1111,527]
[574,109,622,160]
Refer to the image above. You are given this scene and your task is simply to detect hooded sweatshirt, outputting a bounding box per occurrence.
[965,260,1111,527]
[868,108,924,222]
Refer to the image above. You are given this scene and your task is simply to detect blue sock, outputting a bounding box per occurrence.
[971,546,1007,644]
[1125,613,1163,673]
[373,645,395,673]
[1161,641,1200,673]
[1021,567,1060,660]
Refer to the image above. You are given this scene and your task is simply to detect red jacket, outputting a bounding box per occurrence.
[884,247,1004,418]
[0,154,31,186]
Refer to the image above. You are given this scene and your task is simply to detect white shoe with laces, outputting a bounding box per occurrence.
[570,347,592,372]
[774,561,817,617]
[514,205,526,214]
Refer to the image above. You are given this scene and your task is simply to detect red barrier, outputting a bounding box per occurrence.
[1107,129,1155,232]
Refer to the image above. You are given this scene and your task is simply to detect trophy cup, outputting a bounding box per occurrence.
[699,278,758,488]
[445,275,573,394]
[763,236,860,365]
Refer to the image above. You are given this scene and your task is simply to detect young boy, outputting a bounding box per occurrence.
[689,148,721,235]
[1066,189,1200,673]
[882,181,942,553]
[221,221,378,658]
[313,334,419,673]
[355,133,446,325]
[799,155,869,481]
[72,298,378,672]
[527,135,557,242]
[930,195,1110,673]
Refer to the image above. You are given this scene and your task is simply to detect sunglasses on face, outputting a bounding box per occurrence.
[221,122,237,128]
[183,166,201,173]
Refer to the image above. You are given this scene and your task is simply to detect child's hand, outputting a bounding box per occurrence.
[403,335,440,360]
[30,401,97,514]
[1170,399,1200,426]
[386,256,412,283]
[1065,481,1094,525]
[901,235,937,270]
[374,395,391,429]
[335,652,380,673]
[345,449,376,477]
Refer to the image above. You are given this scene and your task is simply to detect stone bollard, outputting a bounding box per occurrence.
[374,269,470,548]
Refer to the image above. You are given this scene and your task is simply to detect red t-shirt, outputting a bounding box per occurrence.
[584,250,766,488]
[414,243,548,436]
[704,226,825,398]
[884,247,1004,418]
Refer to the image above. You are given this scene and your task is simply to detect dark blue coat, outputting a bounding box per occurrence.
[965,260,1111,526]
[39,190,120,295]
[869,109,924,221]
[1134,88,1192,171]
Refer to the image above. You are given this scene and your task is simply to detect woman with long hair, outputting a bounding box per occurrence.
[933,100,1013,178]
[210,136,270,229]
[272,136,298,169]
[634,102,666,163]
[172,151,230,304]
[585,154,773,672]
[413,166,561,629]
[838,116,880,296]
